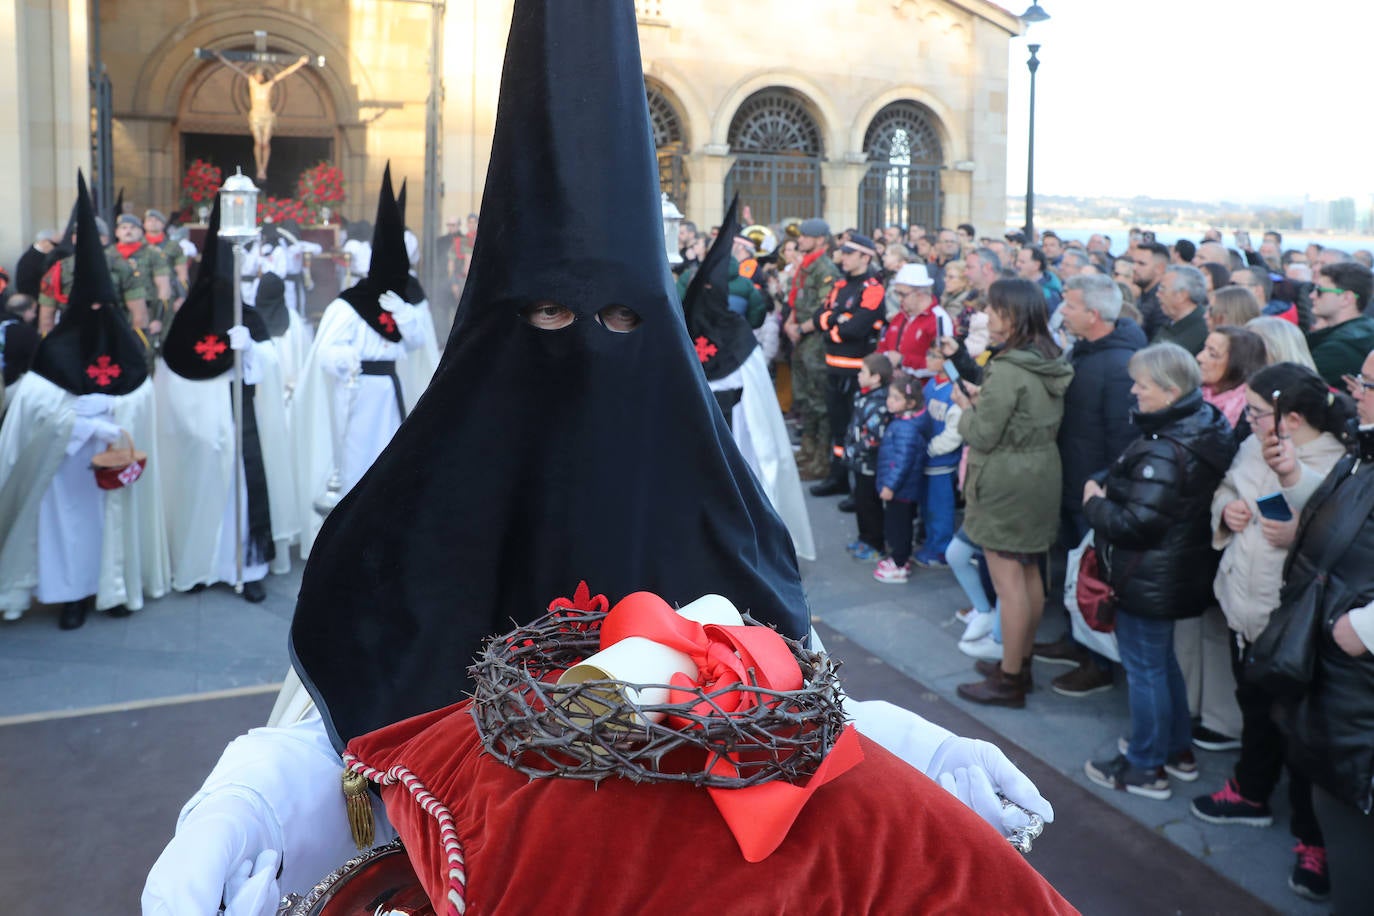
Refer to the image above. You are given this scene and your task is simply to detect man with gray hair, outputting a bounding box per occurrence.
[1153,264,1209,354]
[1034,272,1147,695]
[12,230,58,299]
[1056,248,1091,281]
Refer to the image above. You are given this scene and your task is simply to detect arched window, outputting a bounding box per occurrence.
[646,83,688,208]
[858,101,944,235]
[724,88,824,225]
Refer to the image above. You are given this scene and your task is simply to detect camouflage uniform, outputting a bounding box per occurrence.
[39,254,151,358]
[789,250,840,478]
[148,235,189,302]
[115,242,171,355]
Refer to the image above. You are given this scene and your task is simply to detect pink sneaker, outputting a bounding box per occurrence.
[873,558,910,583]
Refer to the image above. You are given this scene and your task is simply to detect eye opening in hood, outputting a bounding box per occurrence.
[595,303,642,334]
[520,299,578,331]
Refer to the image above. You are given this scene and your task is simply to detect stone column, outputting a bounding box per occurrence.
[821,154,870,233]
[685,144,733,231]
[0,0,90,263]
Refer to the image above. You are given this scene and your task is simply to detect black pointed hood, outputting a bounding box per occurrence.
[337,164,408,341]
[682,195,758,381]
[162,196,267,379]
[396,178,427,305]
[30,171,148,396]
[291,0,809,749]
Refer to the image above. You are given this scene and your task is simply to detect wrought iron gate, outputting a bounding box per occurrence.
[858,101,944,233]
[725,88,824,224]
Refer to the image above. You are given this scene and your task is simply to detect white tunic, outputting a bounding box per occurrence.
[35,399,116,603]
[290,299,424,557]
[154,341,299,591]
[0,374,170,618]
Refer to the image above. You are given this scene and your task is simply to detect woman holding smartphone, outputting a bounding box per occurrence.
[1192,362,1354,903]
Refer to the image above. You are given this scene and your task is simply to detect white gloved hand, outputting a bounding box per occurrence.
[926,737,1054,836]
[323,345,362,380]
[73,393,116,417]
[227,325,251,351]
[90,418,124,446]
[378,290,407,313]
[141,792,278,916]
[223,849,281,916]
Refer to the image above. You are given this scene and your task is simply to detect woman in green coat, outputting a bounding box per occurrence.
[952,278,1074,708]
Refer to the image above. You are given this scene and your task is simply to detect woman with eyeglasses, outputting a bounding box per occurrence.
[1080,343,1237,800]
[1255,347,1374,910]
[1191,363,1354,903]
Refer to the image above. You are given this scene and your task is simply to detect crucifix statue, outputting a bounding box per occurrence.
[197,32,323,181]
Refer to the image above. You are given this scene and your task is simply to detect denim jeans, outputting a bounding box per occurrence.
[915,472,956,562]
[1115,609,1191,769]
[948,529,1002,643]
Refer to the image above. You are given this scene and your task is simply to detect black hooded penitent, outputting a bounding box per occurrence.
[681,195,758,382]
[291,0,810,749]
[337,164,408,342]
[30,171,148,397]
[162,196,268,381]
[395,178,427,305]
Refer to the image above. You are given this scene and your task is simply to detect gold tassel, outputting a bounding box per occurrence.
[342,768,375,849]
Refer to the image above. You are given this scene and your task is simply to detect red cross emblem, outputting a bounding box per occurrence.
[194,334,227,362]
[377,311,397,334]
[86,355,122,387]
[694,336,718,364]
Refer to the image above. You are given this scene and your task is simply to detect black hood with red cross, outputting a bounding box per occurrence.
[337,163,408,342]
[29,171,148,396]
[681,195,758,382]
[290,0,811,750]
[162,194,268,381]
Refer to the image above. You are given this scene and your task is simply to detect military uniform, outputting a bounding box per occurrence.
[39,252,147,321]
[147,234,189,301]
[114,241,171,355]
[789,249,840,478]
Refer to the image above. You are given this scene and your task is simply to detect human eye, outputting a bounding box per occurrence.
[520,300,576,330]
[595,304,642,333]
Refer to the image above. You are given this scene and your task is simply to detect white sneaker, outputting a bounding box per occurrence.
[958,633,1004,660]
[960,611,996,643]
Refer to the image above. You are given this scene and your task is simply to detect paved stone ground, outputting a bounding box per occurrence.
[0,495,1323,913]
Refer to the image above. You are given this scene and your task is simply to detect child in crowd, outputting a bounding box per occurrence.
[914,345,963,568]
[844,353,894,561]
[874,374,933,584]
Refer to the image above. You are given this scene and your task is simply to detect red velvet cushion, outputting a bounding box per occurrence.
[347,701,1078,915]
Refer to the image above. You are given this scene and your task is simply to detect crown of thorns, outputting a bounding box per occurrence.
[469,602,847,788]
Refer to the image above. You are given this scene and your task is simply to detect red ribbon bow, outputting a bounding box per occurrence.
[597,592,863,861]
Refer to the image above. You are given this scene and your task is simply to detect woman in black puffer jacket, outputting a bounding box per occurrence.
[1081,343,1237,800]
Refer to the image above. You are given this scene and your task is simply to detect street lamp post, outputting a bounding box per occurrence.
[1021,4,1050,244]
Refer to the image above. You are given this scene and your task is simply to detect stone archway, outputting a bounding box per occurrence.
[857,100,946,234]
[646,80,689,208]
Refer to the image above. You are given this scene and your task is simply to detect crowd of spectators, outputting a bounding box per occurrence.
[703,216,1374,910]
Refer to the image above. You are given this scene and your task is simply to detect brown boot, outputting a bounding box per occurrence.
[957,665,1028,708]
[797,435,824,480]
[975,657,1033,690]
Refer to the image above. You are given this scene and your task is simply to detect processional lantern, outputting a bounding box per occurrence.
[661,192,683,266]
[220,168,260,241]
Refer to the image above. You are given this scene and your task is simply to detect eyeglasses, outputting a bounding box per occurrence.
[1353,374,1374,392]
[1312,285,1349,297]
[1243,405,1274,422]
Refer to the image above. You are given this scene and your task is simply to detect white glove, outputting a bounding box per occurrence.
[73,393,116,417]
[90,418,124,445]
[322,345,362,380]
[223,850,281,916]
[142,792,279,916]
[378,290,407,313]
[227,325,251,351]
[926,737,1054,835]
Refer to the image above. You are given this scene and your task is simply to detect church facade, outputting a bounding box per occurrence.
[2,0,1021,265]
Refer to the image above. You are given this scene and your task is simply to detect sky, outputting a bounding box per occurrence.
[1001,0,1374,205]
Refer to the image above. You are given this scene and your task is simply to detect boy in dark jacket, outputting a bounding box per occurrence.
[874,373,934,584]
[844,353,894,560]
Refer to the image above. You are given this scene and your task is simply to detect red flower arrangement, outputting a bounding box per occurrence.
[257,196,310,225]
[296,161,346,223]
[180,159,223,219]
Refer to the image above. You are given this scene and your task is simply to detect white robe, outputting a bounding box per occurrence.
[271,309,314,409]
[283,238,323,317]
[290,299,424,557]
[0,374,170,618]
[394,294,440,408]
[154,342,300,591]
[713,349,816,561]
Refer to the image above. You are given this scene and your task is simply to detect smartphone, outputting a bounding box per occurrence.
[1236,230,1252,248]
[1255,492,1293,522]
[944,360,961,383]
[1141,230,1156,245]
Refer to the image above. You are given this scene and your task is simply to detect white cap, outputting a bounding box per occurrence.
[892,263,934,288]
